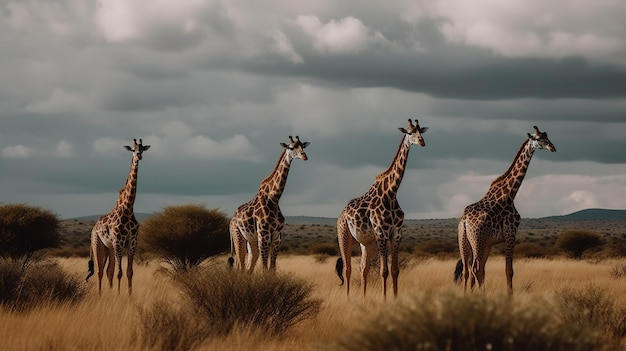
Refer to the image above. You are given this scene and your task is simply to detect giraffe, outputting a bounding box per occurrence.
[336,119,428,300]
[86,138,150,295]
[456,126,555,293]
[229,135,310,272]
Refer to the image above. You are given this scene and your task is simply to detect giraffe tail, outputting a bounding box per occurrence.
[86,245,95,282]
[336,257,344,285]
[227,219,235,269]
[453,259,463,283]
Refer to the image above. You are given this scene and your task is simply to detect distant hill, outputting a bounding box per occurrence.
[66,209,625,224]
[541,208,626,221]
[68,213,154,222]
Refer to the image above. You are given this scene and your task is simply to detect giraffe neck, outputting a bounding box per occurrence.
[259,150,292,203]
[488,139,535,202]
[374,135,412,196]
[114,157,140,212]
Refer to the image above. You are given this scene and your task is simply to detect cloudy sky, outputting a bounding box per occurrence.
[2,0,625,220]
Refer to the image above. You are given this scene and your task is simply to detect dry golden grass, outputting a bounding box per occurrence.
[0,255,624,350]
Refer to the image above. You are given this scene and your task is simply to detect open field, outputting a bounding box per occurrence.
[1,255,625,350]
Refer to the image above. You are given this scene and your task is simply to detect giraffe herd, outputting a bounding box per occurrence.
[86,121,556,299]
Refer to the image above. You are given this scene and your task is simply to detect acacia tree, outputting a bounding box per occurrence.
[557,230,603,259]
[139,205,230,269]
[0,204,60,258]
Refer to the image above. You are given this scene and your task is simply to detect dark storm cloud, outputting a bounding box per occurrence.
[249,43,626,100]
[1,0,625,219]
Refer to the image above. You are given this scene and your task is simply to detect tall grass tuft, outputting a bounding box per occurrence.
[555,284,626,339]
[0,257,87,311]
[140,265,322,349]
[331,290,620,351]
[139,300,210,351]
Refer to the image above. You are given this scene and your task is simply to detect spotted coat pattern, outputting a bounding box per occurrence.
[230,136,310,272]
[458,126,555,293]
[337,119,428,299]
[86,139,150,295]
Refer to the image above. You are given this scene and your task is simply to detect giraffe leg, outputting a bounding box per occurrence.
[377,239,390,301]
[360,244,371,298]
[127,249,135,296]
[93,233,107,293]
[337,215,353,296]
[114,243,123,294]
[269,234,281,271]
[106,248,115,289]
[390,229,401,298]
[474,246,491,291]
[232,230,247,271]
[504,237,515,294]
[258,231,272,271]
[457,220,473,292]
[248,242,260,273]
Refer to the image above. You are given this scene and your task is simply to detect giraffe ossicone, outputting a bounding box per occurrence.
[456,126,555,293]
[229,135,310,272]
[86,138,150,295]
[336,119,428,300]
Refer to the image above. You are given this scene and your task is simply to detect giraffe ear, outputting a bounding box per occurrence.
[142,145,151,151]
[526,133,534,140]
[398,127,408,133]
[420,127,429,133]
[280,142,289,149]
[124,145,133,151]
[301,141,310,148]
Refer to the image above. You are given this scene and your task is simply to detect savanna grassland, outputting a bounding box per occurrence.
[1,218,625,350]
[1,255,625,350]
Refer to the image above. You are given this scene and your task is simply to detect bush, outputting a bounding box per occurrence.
[515,242,547,258]
[139,205,230,269]
[330,290,620,351]
[0,257,87,311]
[0,204,60,258]
[557,230,603,259]
[140,265,321,348]
[308,242,338,256]
[412,239,458,257]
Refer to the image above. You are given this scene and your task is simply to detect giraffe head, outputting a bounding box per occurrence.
[124,138,151,161]
[526,126,556,152]
[398,119,428,147]
[280,135,310,161]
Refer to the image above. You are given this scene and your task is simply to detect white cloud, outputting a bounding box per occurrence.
[1,145,32,158]
[519,174,626,216]
[25,88,89,114]
[425,0,626,66]
[93,137,129,154]
[295,15,389,54]
[271,30,304,63]
[95,0,221,49]
[143,120,259,160]
[3,0,91,37]
[53,140,75,158]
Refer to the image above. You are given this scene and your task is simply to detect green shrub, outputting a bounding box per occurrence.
[139,205,230,269]
[0,257,87,311]
[330,290,620,351]
[140,265,322,348]
[0,204,60,258]
[556,230,603,259]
